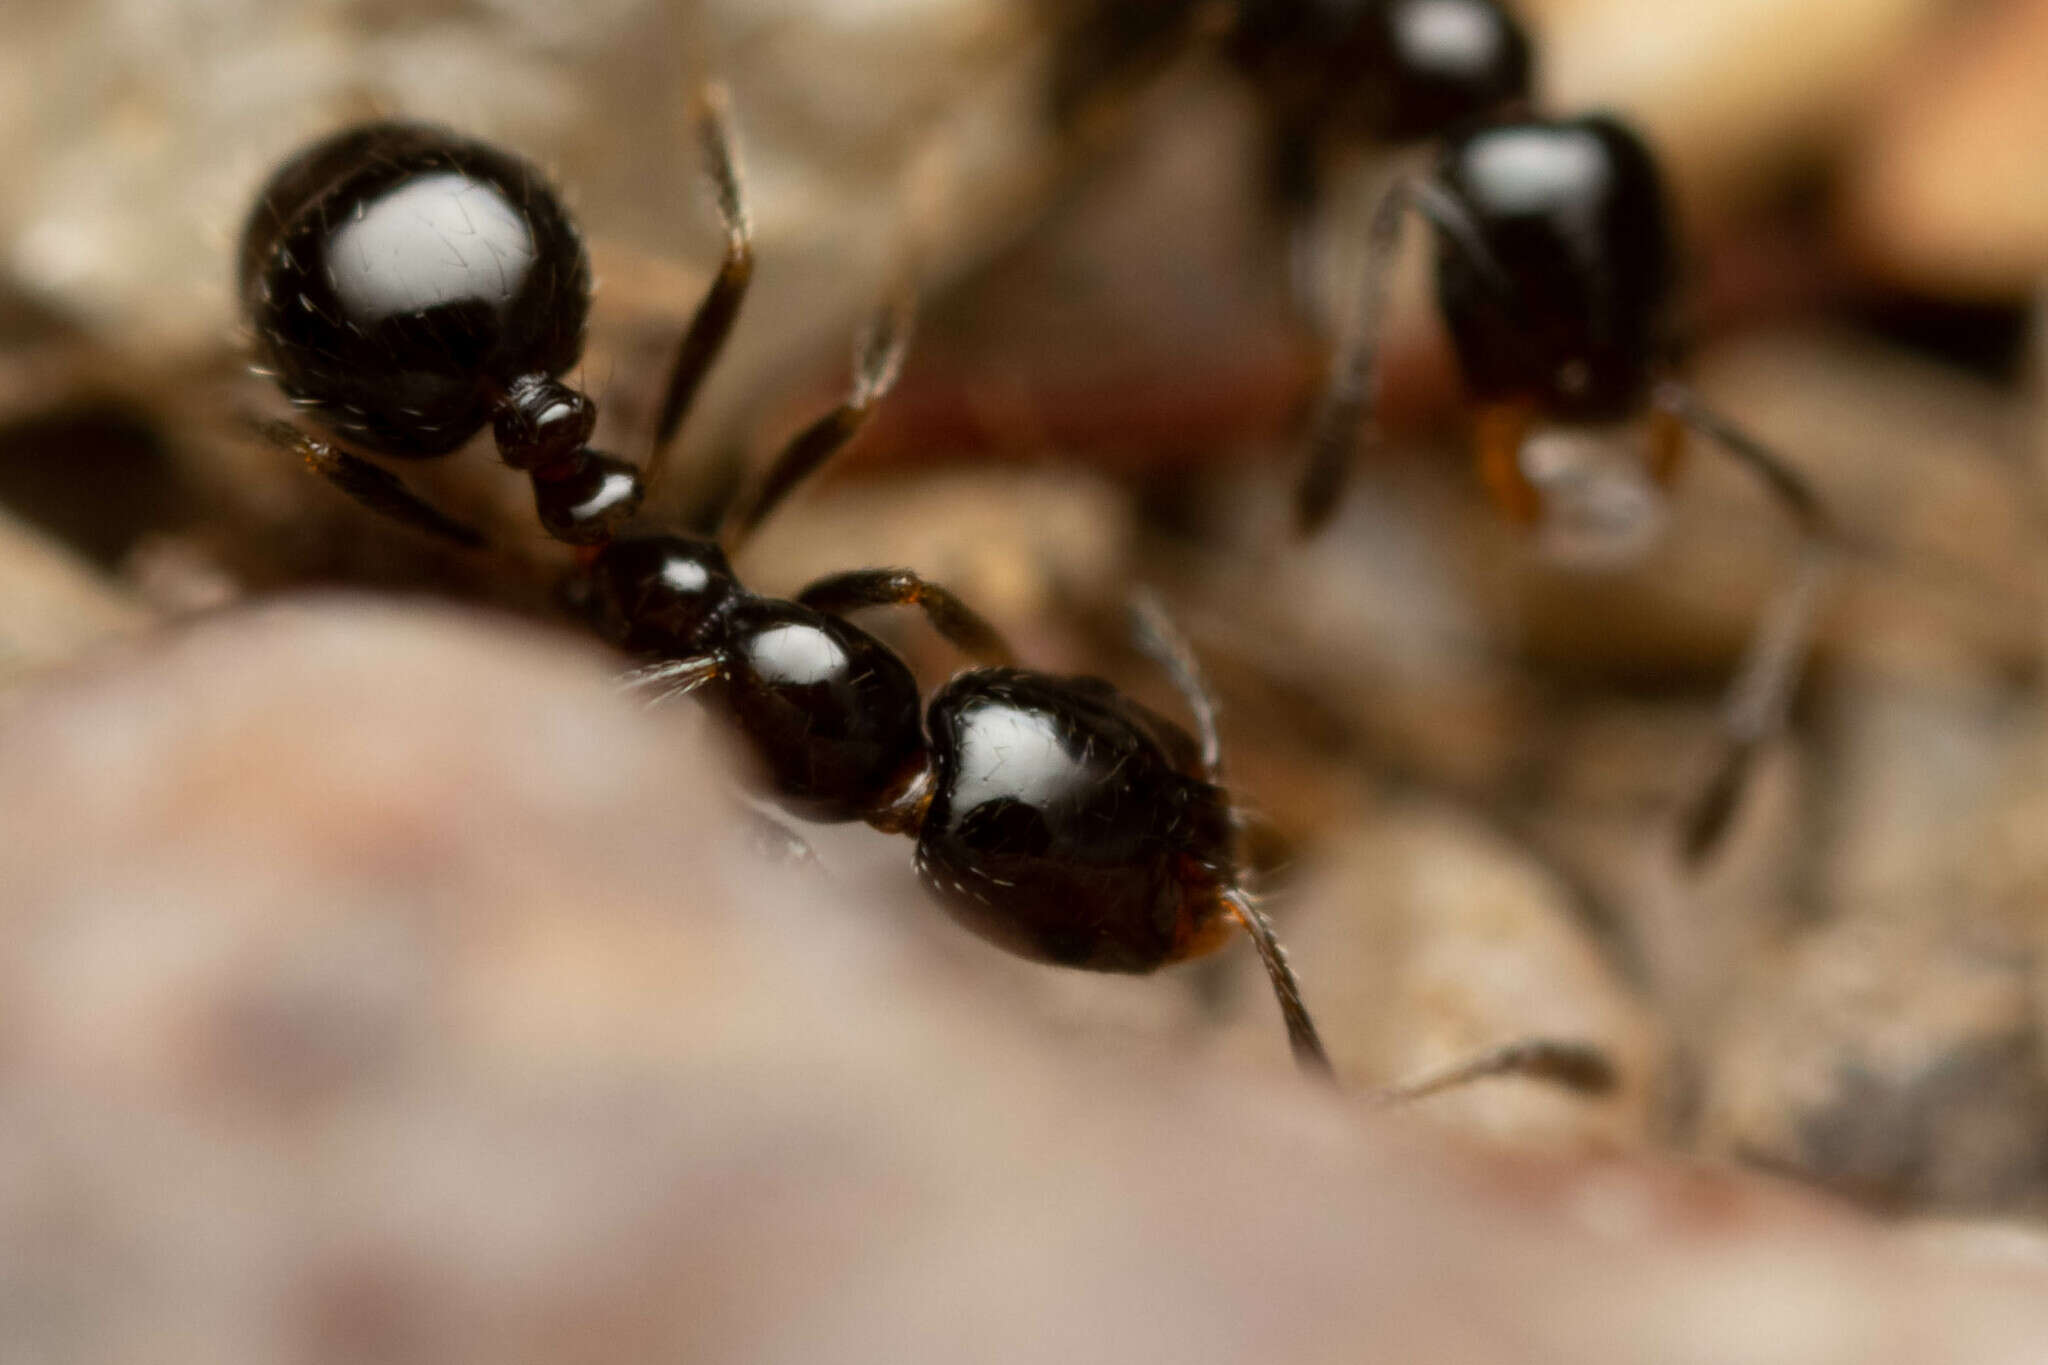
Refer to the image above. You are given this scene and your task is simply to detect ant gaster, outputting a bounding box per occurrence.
[239,85,1615,1093]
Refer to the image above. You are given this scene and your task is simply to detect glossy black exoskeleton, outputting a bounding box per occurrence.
[241,123,591,458]
[242,97,1349,1070]
[242,94,1618,1091]
[918,669,1235,972]
[586,532,1331,1072]
[1430,115,1674,424]
[239,93,757,551]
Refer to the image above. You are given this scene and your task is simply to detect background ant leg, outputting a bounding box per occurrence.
[1652,381,1829,536]
[795,568,1017,666]
[1294,177,1413,534]
[1127,586,1223,779]
[1220,887,1334,1079]
[720,293,916,547]
[644,82,755,499]
[618,654,721,708]
[1651,381,1839,866]
[248,418,485,548]
[1676,541,1835,866]
[1366,1037,1618,1106]
[1296,175,1525,533]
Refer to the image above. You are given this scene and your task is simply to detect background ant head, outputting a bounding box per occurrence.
[1433,112,1677,423]
[1231,0,1534,143]
[239,121,592,458]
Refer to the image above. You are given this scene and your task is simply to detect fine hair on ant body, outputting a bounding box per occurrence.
[238,80,1616,1094]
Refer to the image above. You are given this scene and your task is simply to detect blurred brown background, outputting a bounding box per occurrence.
[5,0,2048,1359]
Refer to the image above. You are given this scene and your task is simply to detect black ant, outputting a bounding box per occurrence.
[237,85,1616,1094]
[1295,110,1839,865]
[1049,3,1835,864]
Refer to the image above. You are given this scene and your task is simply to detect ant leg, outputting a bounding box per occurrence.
[1294,172,1528,533]
[248,418,485,548]
[1652,381,1839,866]
[1678,541,1835,865]
[719,292,916,548]
[1295,177,1413,534]
[795,568,1016,666]
[1221,886,1334,1080]
[1652,381,1829,536]
[1127,587,1222,781]
[1367,1037,1617,1106]
[618,654,722,708]
[643,82,755,498]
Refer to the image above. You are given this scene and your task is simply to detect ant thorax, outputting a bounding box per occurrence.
[1516,420,1671,569]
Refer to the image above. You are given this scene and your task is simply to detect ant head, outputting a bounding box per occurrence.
[239,121,591,458]
[586,534,740,656]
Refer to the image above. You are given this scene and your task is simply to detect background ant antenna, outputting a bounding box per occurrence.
[644,81,756,500]
[720,287,916,548]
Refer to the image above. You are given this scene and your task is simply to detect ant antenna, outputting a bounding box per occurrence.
[1130,588,1333,1079]
[1128,587,1224,778]
[1222,887,1336,1078]
[1295,177,1515,533]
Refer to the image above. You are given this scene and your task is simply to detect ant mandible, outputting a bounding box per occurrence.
[237,84,1615,1093]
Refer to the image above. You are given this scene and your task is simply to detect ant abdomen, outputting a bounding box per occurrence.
[240,121,589,457]
[916,669,1235,973]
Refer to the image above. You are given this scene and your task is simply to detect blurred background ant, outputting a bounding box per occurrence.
[1038,0,1838,866]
